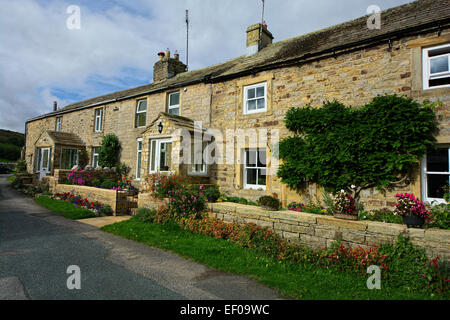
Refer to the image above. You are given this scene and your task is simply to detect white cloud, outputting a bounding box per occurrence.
[0,0,413,133]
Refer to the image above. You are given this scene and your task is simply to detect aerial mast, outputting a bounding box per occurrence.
[186,9,189,71]
[259,0,265,50]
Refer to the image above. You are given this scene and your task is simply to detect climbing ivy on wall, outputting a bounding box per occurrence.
[277,94,439,201]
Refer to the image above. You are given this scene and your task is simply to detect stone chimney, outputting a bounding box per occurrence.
[53,101,58,112]
[153,48,187,83]
[246,23,273,56]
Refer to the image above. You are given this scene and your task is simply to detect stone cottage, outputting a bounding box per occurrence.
[25,0,450,209]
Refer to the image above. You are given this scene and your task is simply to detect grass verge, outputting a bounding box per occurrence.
[101,218,440,300]
[34,196,96,220]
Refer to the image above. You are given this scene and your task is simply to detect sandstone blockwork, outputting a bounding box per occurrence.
[25,28,450,211]
[208,202,450,263]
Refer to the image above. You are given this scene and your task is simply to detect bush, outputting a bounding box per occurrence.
[204,185,221,202]
[116,163,130,178]
[135,207,156,223]
[359,208,403,224]
[15,159,27,173]
[167,184,206,219]
[258,196,280,210]
[278,95,439,201]
[99,205,113,216]
[287,201,328,215]
[144,174,188,199]
[100,179,115,190]
[426,203,450,230]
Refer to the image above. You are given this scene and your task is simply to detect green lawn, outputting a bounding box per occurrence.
[101,218,440,300]
[34,196,96,220]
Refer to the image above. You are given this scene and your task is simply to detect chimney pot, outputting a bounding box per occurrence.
[53,101,57,112]
[174,50,179,61]
[158,52,165,60]
[165,48,170,59]
[246,23,273,56]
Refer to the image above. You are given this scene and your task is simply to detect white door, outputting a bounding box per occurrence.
[39,148,51,180]
[149,139,172,174]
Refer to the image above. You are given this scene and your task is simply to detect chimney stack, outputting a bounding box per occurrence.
[153,48,187,83]
[53,101,57,112]
[246,23,273,56]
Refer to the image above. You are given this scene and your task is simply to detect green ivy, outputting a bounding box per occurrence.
[98,134,121,168]
[278,95,439,199]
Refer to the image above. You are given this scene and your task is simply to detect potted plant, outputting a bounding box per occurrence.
[258,195,281,211]
[394,193,432,228]
[332,190,358,220]
[204,185,221,203]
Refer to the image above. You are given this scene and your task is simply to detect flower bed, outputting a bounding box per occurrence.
[51,192,113,216]
[138,206,449,296]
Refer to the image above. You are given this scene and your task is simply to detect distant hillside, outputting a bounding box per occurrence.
[0,129,25,162]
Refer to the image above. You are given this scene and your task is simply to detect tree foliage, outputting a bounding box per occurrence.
[98,134,121,168]
[277,95,439,200]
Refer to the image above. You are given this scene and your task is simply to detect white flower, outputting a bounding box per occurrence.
[340,189,345,193]
[351,185,356,189]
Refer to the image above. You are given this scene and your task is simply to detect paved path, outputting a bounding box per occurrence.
[76,216,132,228]
[0,175,283,300]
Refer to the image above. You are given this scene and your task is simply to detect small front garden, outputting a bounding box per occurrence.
[102,173,449,300]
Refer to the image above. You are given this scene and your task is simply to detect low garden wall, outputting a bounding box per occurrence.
[54,169,118,184]
[52,184,128,216]
[207,202,450,263]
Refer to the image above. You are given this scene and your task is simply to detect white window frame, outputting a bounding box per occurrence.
[56,117,62,132]
[60,148,78,170]
[168,92,180,115]
[188,140,208,176]
[243,82,267,115]
[149,138,172,174]
[136,99,147,128]
[421,146,450,204]
[243,148,267,190]
[136,138,143,180]
[94,108,103,132]
[422,43,450,90]
[92,147,100,168]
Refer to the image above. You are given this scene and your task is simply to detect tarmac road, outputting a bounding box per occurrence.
[0,175,283,300]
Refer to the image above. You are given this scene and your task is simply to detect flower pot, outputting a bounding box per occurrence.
[402,215,425,228]
[333,212,358,220]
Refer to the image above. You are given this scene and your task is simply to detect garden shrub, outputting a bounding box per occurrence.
[15,159,27,173]
[258,196,281,210]
[359,208,403,224]
[166,183,206,219]
[203,185,221,202]
[77,149,89,169]
[425,203,450,230]
[100,179,115,190]
[99,205,113,216]
[144,173,188,199]
[98,134,121,168]
[135,207,156,223]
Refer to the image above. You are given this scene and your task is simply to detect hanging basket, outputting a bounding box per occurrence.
[402,214,425,228]
[333,212,358,221]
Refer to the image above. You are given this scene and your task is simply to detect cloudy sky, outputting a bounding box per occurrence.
[0,0,414,133]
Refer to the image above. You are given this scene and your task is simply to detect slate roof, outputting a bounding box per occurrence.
[47,131,85,147]
[27,0,450,123]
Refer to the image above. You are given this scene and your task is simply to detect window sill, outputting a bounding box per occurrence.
[243,186,266,191]
[243,109,267,116]
[188,172,208,177]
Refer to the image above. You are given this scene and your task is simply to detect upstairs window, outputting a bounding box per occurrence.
[94,108,103,132]
[423,44,450,90]
[243,82,267,114]
[136,99,147,128]
[168,92,180,115]
[56,117,62,131]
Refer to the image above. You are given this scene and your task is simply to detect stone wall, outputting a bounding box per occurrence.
[52,184,128,215]
[208,202,450,263]
[25,28,450,211]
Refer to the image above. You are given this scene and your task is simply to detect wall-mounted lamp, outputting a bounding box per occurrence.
[157,121,164,134]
